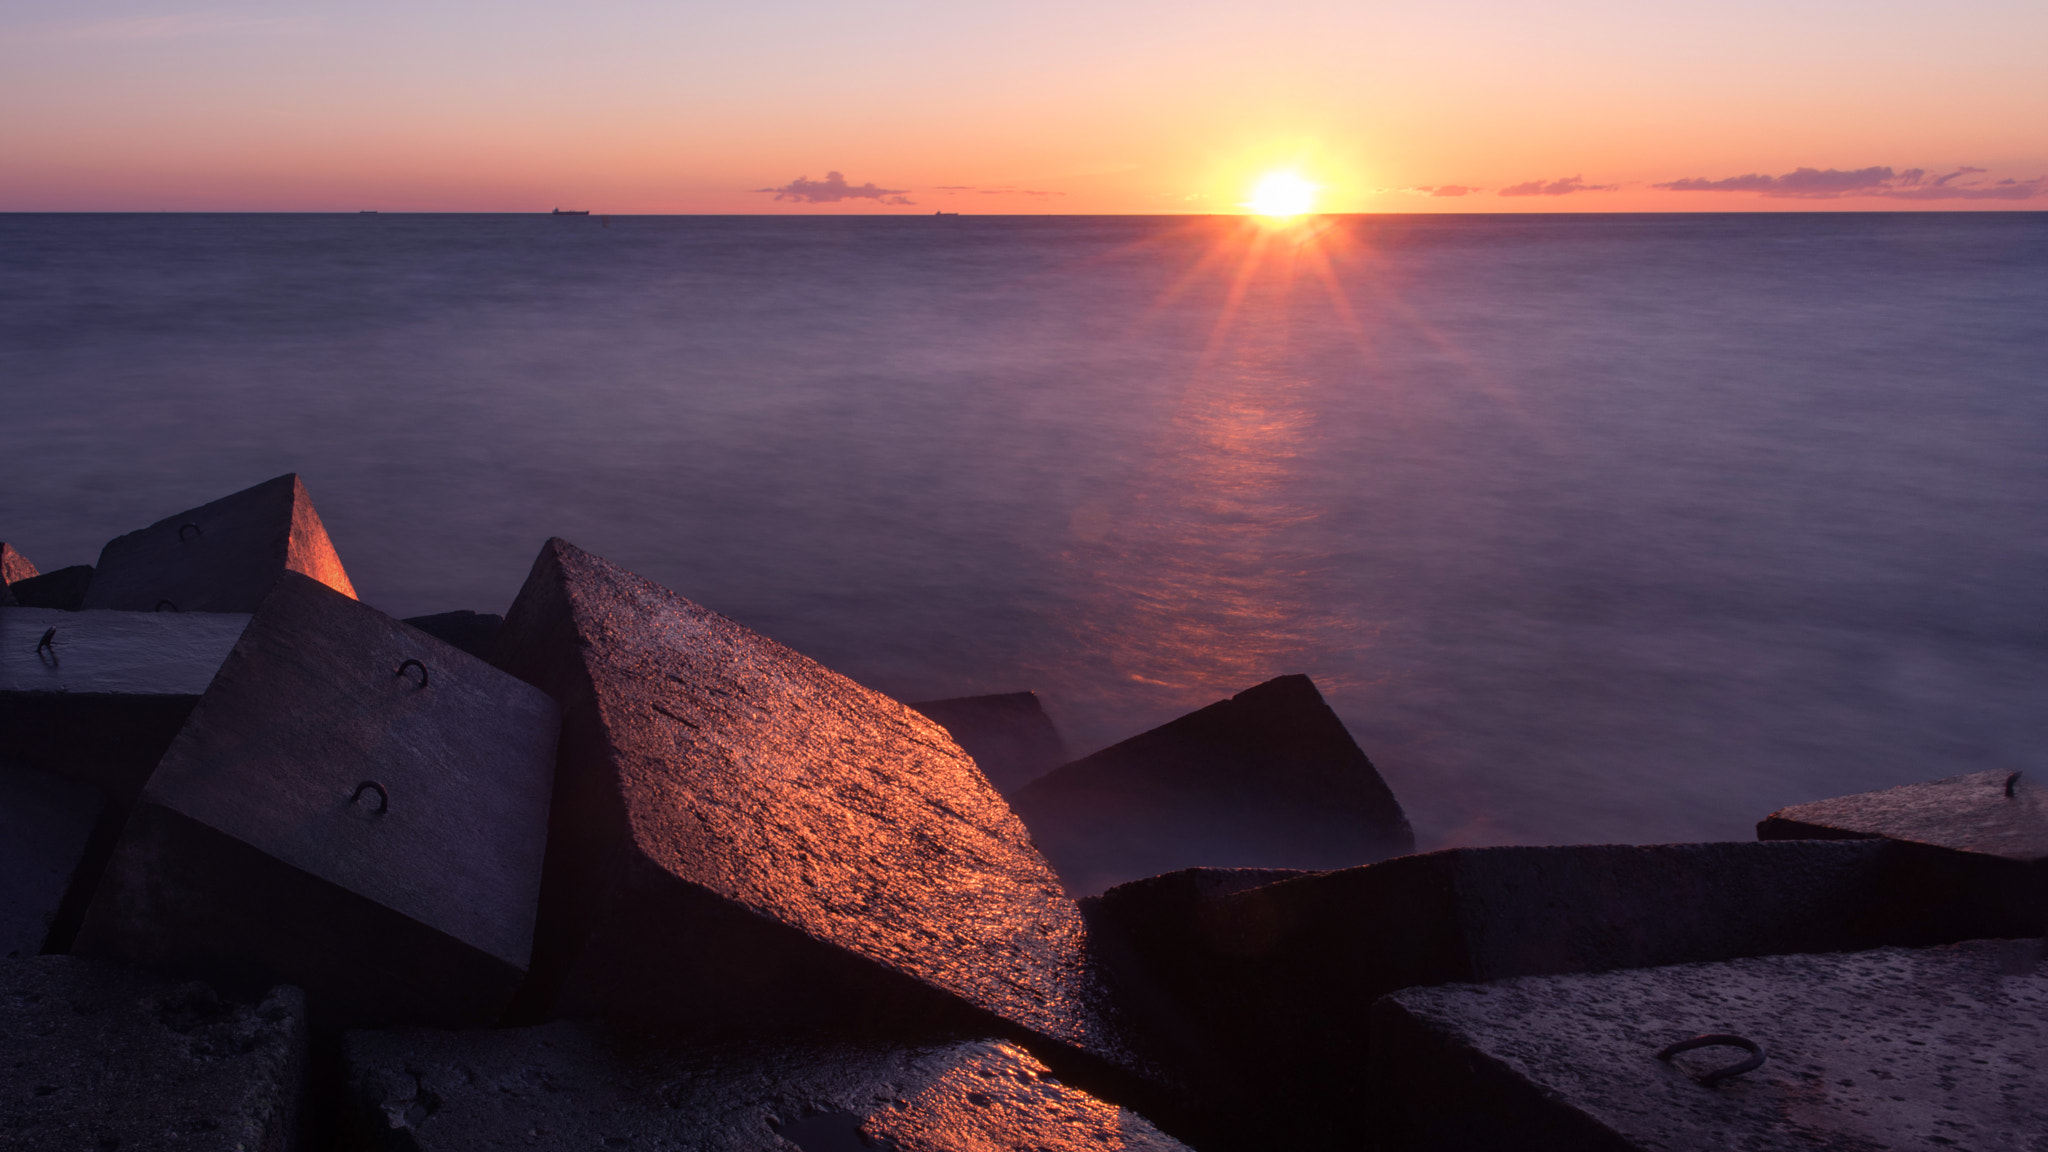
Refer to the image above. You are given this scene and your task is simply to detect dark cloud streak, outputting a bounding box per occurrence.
[755,171,914,205]
[1498,175,1619,197]
[1653,165,2044,200]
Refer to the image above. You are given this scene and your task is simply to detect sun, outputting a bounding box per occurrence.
[1244,170,1318,217]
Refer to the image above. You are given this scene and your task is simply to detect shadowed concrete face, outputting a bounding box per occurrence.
[1088,839,2042,1152]
[0,760,102,957]
[0,956,305,1152]
[0,606,251,802]
[8,565,93,611]
[346,1025,1191,1152]
[74,573,559,1026]
[909,691,1071,794]
[1760,768,2048,863]
[1370,940,2048,1152]
[83,473,356,613]
[492,539,1143,1079]
[1010,675,1414,896]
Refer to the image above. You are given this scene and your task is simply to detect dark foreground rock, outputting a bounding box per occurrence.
[0,955,306,1152]
[908,690,1070,794]
[1089,838,2042,1151]
[82,473,357,613]
[1010,675,1414,895]
[0,606,252,802]
[75,573,559,1026]
[1369,939,2048,1152]
[0,759,103,957]
[400,610,503,661]
[345,1023,1191,1152]
[492,539,1149,1084]
[9,564,94,611]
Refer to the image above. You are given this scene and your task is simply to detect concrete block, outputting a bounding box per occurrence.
[1369,939,2048,1152]
[74,573,558,1027]
[82,473,356,613]
[10,564,93,610]
[0,542,36,607]
[0,759,104,957]
[345,1023,1191,1152]
[1089,839,2040,1151]
[400,610,502,661]
[1760,767,2048,862]
[1,606,251,801]
[909,690,1071,793]
[0,955,306,1152]
[1011,675,1414,895]
[491,539,1144,1080]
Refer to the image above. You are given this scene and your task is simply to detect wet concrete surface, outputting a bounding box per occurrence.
[0,606,252,800]
[0,759,102,957]
[345,1024,1191,1152]
[492,539,1151,1085]
[0,955,305,1152]
[74,573,559,1026]
[1761,768,2048,863]
[1010,675,1413,895]
[1089,838,2042,1151]
[83,473,357,613]
[1371,939,2048,1151]
[907,691,1070,794]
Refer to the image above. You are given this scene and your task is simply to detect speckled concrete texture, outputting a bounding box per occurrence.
[1761,769,2048,863]
[1011,674,1413,896]
[492,539,1145,1082]
[74,573,559,1026]
[0,956,305,1152]
[345,1024,1190,1152]
[83,473,357,613]
[1371,939,2048,1152]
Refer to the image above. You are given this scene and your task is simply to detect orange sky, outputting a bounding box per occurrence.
[3,1,2044,213]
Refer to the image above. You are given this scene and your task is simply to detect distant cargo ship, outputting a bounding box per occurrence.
[552,208,590,216]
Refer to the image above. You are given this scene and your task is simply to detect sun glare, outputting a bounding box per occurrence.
[1245,171,1318,217]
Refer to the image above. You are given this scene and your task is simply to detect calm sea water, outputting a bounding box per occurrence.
[3,212,2044,852]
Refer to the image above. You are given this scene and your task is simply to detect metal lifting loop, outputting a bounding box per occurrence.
[1656,1034,1765,1087]
[350,780,389,814]
[154,599,179,613]
[35,627,56,655]
[2007,771,2023,799]
[177,522,203,542]
[394,658,429,688]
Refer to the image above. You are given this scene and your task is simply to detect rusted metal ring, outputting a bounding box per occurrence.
[2008,771,2023,799]
[35,627,56,654]
[154,599,179,613]
[395,658,429,688]
[350,780,389,814]
[177,522,202,542]
[1657,1034,1765,1086]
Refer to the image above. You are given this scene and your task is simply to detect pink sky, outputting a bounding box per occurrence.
[3,1,2044,213]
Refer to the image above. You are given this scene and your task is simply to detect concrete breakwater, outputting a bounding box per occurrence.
[3,474,2043,1151]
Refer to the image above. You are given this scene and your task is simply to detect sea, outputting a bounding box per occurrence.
[3,211,2044,852]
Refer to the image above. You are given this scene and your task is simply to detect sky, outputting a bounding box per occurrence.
[2,0,2044,213]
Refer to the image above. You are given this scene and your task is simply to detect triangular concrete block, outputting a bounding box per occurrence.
[1760,768,2048,864]
[83,473,357,612]
[492,538,1142,1079]
[1011,675,1414,895]
[0,542,36,607]
[74,573,559,1026]
[909,690,1071,793]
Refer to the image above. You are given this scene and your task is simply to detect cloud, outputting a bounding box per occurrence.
[1652,165,2046,200]
[754,172,913,205]
[1499,175,1619,197]
[1429,185,1475,198]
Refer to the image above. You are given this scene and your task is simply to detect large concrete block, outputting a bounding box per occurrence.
[491,539,1144,1080]
[345,1023,1191,1152]
[1089,838,2040,1151]
[1369,939,2048,1152]
[400,610,502,661]
[1,606,252,801]
[909,690,1071,793]
[1760,767,2048,862]
[82,473,356,613]
[0,542,36,607]
[0,759,104,957]
[10,564,93,610]
[0,955,306,1152]
[1010,675,1414,895]
[74,573,558,1026]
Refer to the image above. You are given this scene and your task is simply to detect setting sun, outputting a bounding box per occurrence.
[1245,171,1319,217]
